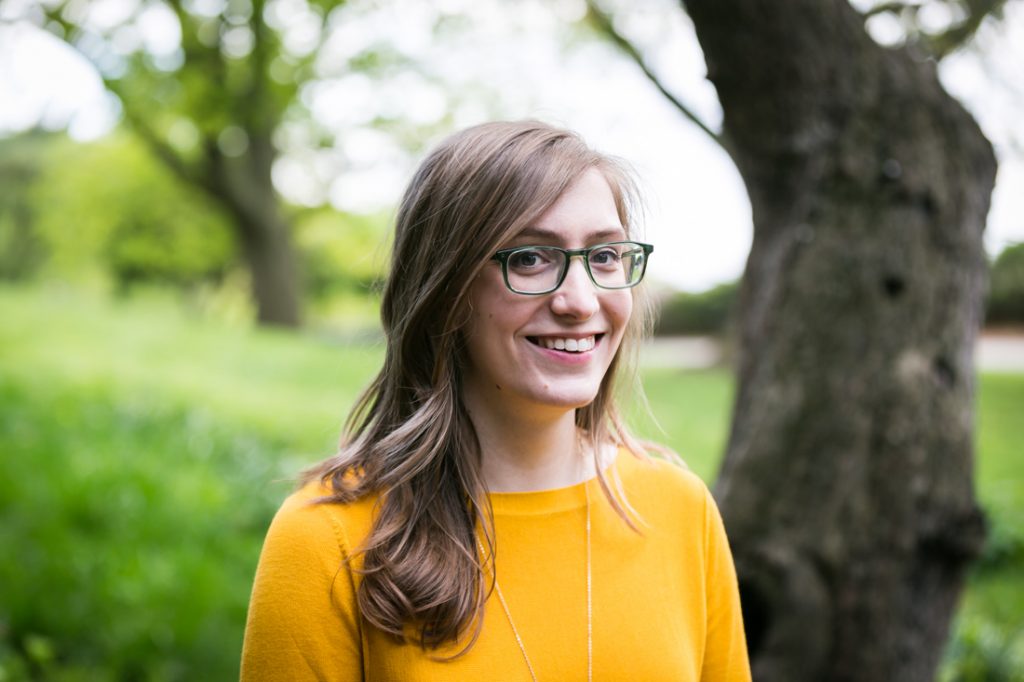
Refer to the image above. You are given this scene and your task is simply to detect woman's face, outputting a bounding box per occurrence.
[462,168,634,417]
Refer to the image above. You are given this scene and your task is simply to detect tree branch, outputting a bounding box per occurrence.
[856,0,1008,57]
[926,0,1007,57]
[244,0,278,173]
[584,0,727,153]
[39,4,215,195]
[121,104,217,195]
[861,1,922,20]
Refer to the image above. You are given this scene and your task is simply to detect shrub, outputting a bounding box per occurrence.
[654,280,739,336]
[940,614,1024,682]
[0,132,50,282]
[987,243,1024,326]
[294,207,389,299]
[27,134,235,290]
[0,379,283,680]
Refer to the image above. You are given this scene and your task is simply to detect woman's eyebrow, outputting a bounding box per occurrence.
[514,226,626,241]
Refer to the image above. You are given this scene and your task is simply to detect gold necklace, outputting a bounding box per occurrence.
[481,483,592,682]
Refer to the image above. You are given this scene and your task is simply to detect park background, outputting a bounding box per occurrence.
[1,0,1023,679]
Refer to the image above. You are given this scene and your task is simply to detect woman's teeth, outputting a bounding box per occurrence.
[539,336,596,352]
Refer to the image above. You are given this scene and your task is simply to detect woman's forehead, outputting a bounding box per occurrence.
[505,169,627,243]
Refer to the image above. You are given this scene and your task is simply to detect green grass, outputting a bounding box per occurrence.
[943,374,1024,681]
[636,368,735,481]
[0,285,1021,679]
[0,286,382,680]
[977,373,1024,519]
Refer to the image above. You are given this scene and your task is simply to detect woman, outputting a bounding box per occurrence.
[241,121,750,681]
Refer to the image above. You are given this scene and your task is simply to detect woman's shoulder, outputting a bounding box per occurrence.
[615,446,712,511]
[266,477,380,560]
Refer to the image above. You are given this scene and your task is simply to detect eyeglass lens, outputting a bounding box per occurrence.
[505,243,647,293]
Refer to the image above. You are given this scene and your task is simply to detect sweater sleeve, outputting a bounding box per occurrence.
[700,486,752,682]
[240,489,363,682]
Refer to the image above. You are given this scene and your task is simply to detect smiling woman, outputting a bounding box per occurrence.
[462,169,639,453]
[240,121,751,681]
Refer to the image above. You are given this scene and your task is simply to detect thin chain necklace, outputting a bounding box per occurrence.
[481,483,592,682]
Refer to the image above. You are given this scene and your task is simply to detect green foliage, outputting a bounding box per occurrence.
[295,207,390,298]
[0,380,279,680]
[654,280,739,336]
[12,0,358,326]
[987,243,1024,326]
[0,285,381,679]
[0,286,1020,678]
[27,133,235,289]
[0,133,51,281]
[0,130,392,319]
[654,243,1024,335]
[38,0,323,144]
[977,507,1024,570]
[941,566,1024,682]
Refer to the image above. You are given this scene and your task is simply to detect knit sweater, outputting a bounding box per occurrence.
[241,451,751,681]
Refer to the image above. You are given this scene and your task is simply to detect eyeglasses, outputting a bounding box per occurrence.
[491,241,654,295]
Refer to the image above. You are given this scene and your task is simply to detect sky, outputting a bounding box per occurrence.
[0,0,1021,292]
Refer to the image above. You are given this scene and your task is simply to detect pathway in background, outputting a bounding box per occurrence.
[642,333,1024,372]
[977,333,1024,372]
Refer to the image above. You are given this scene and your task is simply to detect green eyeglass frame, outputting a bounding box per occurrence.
[490,241,654,295]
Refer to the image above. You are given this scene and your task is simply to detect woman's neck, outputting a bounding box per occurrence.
[466,403,595,493]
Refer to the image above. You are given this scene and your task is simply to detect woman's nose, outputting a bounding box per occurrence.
[550,258,599,319]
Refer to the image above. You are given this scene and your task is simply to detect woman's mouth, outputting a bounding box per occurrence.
[527,335,601,353]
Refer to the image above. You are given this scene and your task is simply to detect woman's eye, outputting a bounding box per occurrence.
[589,247,622,268]
[509,249,551,270]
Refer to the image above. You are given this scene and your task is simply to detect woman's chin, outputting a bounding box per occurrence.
[525,385,601,412]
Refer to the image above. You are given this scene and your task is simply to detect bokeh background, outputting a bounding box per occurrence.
[0,0,1022,679]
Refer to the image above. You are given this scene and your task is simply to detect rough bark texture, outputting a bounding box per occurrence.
[679,1,996,680]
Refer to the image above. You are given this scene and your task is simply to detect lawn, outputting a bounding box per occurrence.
[0,285,1021,680]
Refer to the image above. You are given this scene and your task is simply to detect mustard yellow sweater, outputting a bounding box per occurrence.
[241,451,751,681]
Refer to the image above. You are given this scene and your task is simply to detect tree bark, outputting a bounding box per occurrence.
[234,205,302,329]
[679,1,995,679]
[208,135,302,328]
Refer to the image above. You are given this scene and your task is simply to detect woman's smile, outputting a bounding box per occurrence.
[527,334,602,352]
[523,334,606,367]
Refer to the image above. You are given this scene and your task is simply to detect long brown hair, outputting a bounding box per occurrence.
[305,120,656,652]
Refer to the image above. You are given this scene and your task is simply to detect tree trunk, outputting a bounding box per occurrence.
[236,208,302,329]
[679,0,996,679]
[211,135,302,328]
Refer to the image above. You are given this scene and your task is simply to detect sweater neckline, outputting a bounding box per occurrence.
[487,447,628,516]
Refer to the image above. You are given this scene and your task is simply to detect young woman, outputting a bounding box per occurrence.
[241,121,750,681]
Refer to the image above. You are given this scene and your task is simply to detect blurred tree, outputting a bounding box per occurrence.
[986,242,1024,325]
[590,0,999,679]
[295,207,388,299]
[5,0,355,327]
[654,280,738,336]
[0,132,50,281]
[28,134,235,290]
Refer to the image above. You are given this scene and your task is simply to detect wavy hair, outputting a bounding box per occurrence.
[305,120,657,652]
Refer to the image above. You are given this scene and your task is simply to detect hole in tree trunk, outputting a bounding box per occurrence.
[882,275,905,298]
[919,193,939,217]
[933,355,956,387]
